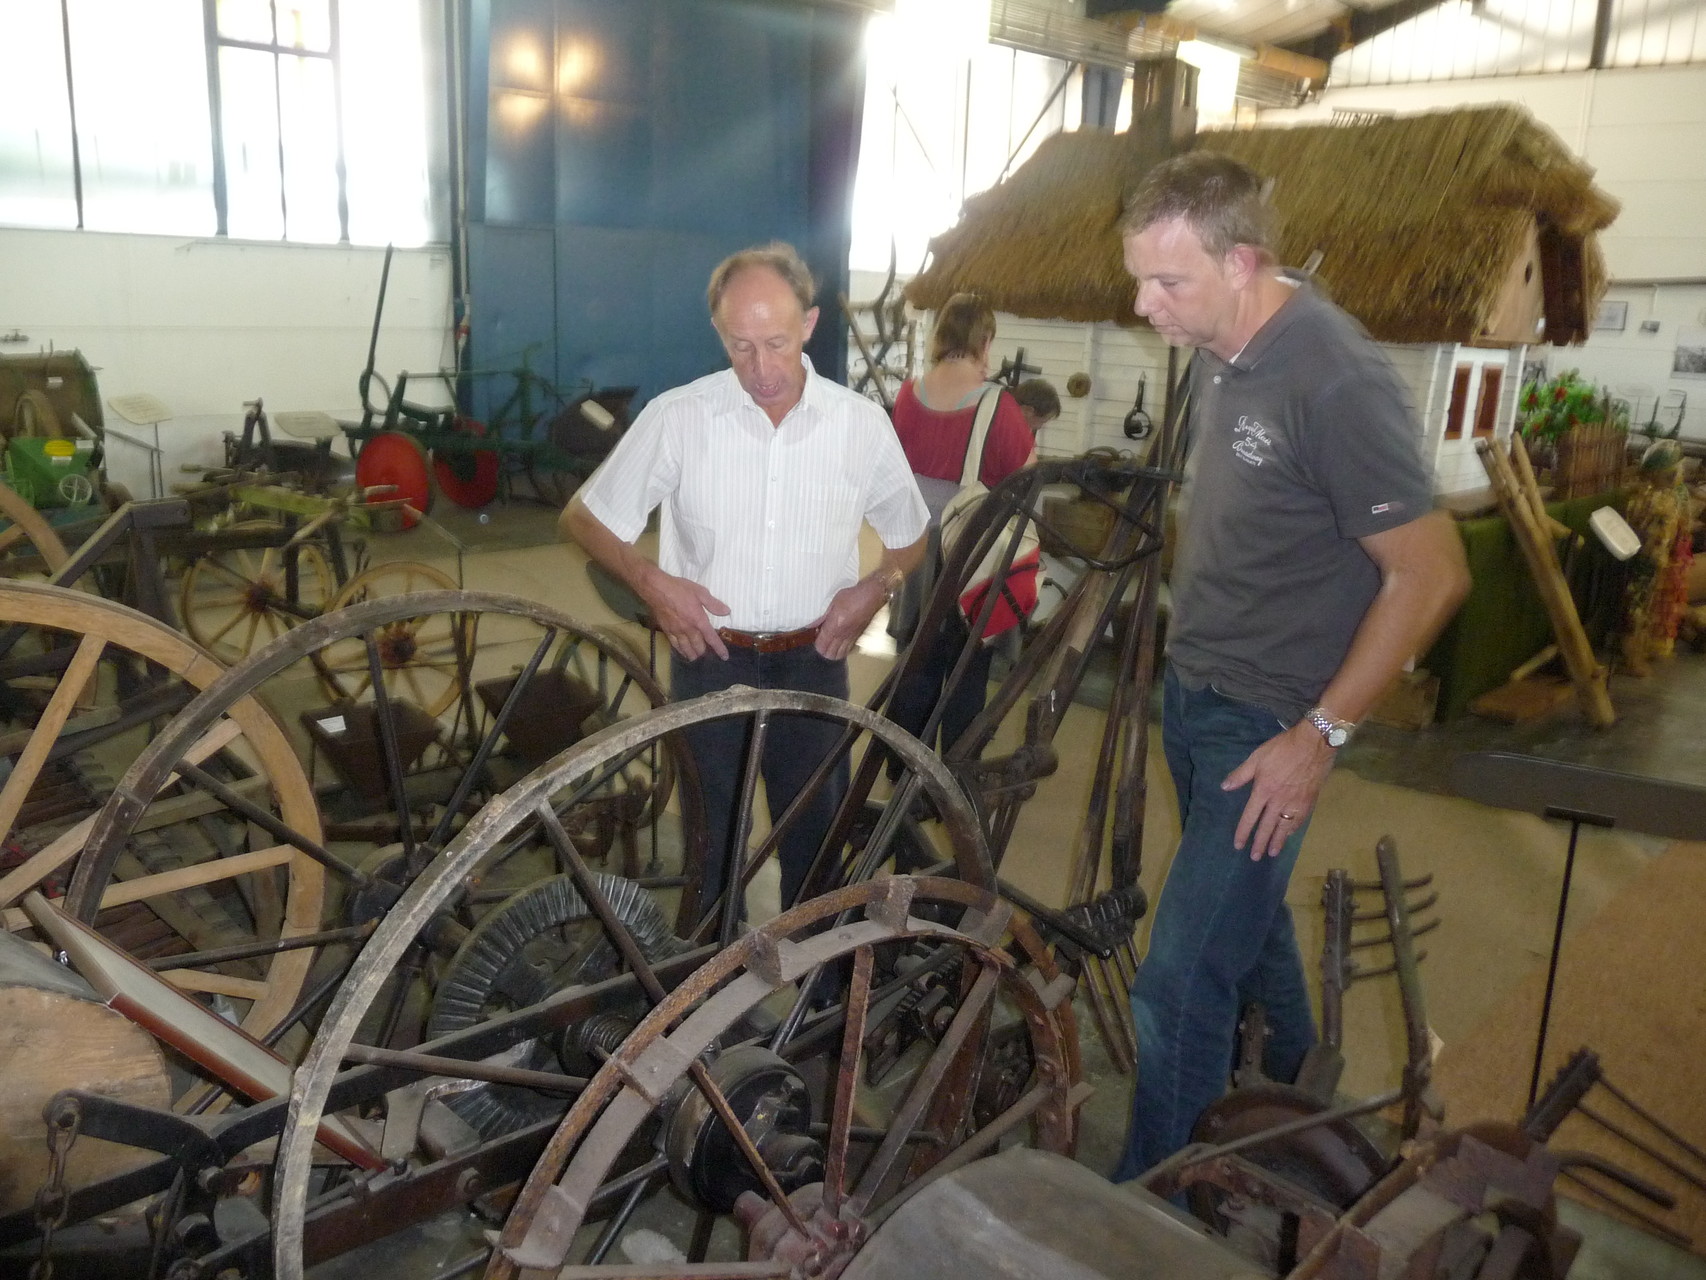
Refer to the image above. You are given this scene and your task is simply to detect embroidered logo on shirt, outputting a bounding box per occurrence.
[1231,416,1272,468]
[1371,501,1400,515]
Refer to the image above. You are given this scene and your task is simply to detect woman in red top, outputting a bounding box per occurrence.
[888,293,1035,759]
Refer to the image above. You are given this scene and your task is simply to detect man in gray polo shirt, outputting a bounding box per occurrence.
[1112,153,1470,1178]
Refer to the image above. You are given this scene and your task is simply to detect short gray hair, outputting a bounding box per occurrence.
[1120,152,1274,259]
[707,242,816,317]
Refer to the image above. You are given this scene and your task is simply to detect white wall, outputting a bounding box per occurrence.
[1551,281,1706,438]
[1260,64,1706,439]
[0,227,453,495]
[987,315,1173,458]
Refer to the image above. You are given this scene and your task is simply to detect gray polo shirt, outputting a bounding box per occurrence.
[1167,281,1434,722]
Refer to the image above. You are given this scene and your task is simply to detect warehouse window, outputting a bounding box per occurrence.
[0,0,440,246]
[851,7,1074,274]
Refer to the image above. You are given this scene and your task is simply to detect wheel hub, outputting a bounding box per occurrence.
[666,1045,823,1213]
[378,623,418,665]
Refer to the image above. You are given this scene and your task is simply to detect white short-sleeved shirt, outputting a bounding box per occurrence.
[578,357,928,633]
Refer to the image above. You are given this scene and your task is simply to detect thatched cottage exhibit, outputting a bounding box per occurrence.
[905,103,1620,496]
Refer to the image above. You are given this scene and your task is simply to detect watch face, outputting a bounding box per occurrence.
[1327,725,1349,747]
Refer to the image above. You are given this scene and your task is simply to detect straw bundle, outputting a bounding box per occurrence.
[906,103,1618,347]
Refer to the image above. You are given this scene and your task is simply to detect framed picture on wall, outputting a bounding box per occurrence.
[1675,329,1706,380]
[1594,300,1627,333]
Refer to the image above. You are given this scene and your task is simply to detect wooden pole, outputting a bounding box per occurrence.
[1477,440,1615,728]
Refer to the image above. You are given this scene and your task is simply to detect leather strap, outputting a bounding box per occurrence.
[717,625,821,654]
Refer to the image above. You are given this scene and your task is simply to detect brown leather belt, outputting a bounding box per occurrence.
[717,625,820,654]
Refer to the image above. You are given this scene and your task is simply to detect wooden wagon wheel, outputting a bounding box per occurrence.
[178,524,336,665]
[0,581,325,1044]
[309,560,467,717]
[0,478,71,576]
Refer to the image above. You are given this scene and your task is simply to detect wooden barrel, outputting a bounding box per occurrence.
[0,931,171,1217]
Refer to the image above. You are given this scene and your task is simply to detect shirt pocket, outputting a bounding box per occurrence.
[801,481,862,554]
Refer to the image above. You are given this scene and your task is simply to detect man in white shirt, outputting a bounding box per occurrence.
[562,242,928,917]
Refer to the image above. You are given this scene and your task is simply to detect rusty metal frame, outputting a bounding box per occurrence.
[269,693,1002,1280]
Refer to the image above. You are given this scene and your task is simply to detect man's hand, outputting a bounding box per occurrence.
[814,573,891,661]
[638,567,730,661]
[1221,721,1336,860]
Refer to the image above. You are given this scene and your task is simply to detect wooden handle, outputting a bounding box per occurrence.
[1476,441,1614,728]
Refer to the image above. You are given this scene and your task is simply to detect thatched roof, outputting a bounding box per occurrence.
[905,104,1619,346]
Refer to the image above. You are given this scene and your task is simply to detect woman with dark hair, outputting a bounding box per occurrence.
[887,293,1036,759]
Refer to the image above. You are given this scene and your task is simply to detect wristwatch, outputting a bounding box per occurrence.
[1304,705,1356,748]
[880,566,906,604]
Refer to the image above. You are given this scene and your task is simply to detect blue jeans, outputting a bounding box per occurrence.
[1114,665,1318,1180]
[672,644,849,916]
[886,613,994,760]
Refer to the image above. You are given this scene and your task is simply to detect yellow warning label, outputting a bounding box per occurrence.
[44,439,76,459]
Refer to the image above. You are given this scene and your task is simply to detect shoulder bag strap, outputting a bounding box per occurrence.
[959,385,1004,487]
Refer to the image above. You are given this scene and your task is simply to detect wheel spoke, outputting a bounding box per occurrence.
[850,961,1001,1212]
[822,943,875,1217]
[204,607,249,645]
[205,557,255,591]
[0,632,105,840]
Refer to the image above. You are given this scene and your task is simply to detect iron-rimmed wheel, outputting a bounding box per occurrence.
[65,591,704,1022]
[478,876,1080,1280]
[269,689,1038,1280]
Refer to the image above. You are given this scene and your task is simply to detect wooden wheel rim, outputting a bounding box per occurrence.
[0,581,325,1043]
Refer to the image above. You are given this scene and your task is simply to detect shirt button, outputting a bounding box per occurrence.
[1213,375,1222,384]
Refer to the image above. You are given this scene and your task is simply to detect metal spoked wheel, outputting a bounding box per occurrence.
[179,525,337,665]
[0,581,325,1043]
[67,591,702,1041]
[485,876,1080,1280]
[268,687,1065,1279]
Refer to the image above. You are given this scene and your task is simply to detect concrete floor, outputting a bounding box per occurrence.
[327,495,1706,1278]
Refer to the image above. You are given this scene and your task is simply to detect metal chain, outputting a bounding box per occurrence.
[30,1095,82,1280]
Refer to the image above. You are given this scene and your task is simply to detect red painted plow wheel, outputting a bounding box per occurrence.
[355,430,433,529]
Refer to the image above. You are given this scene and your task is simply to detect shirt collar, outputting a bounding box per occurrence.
[1218,273,1309,373]
[716,353,822,426]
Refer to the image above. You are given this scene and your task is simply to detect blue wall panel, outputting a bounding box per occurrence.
[483,0,557,226]
[468,0,863,416]
[466,223,557,425]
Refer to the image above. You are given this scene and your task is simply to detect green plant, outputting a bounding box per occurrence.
[1518,369,1625,442]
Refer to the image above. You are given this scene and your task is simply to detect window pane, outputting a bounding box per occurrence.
[275,0,332,53]
[67,0,214,235]
[0,0,77,228]
[341,0,435,245]
[220,46,285,240]
[218,0,275,44]
[278,53,341,242]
